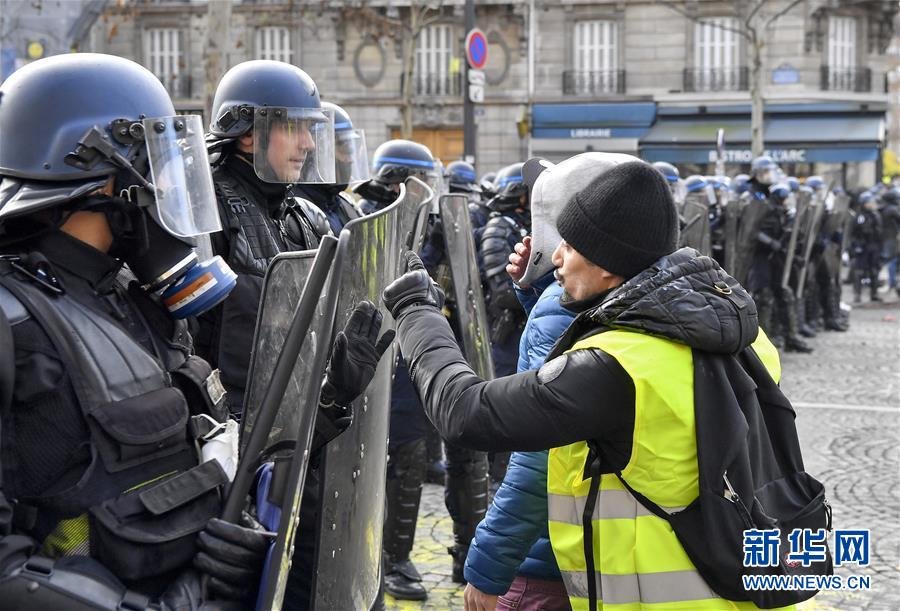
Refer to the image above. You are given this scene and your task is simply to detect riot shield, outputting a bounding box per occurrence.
[439,194,494,380]
[238,242,342,611]
[311,177,432,611]
[679,196,711,256]
[796,197,825,299]
[723,197,740,276]
[822,193,852,285]
[780,194,805,290]
[732,195,769,286]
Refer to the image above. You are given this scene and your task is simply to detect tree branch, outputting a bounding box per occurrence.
[745,0,769,28]
[765,0,805,28]
[655,0,751,41]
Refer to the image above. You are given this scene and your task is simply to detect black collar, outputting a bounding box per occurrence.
[35,230,121,293]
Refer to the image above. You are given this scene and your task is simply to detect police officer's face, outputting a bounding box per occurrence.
[551,240,623,302]
[268,120,316,182]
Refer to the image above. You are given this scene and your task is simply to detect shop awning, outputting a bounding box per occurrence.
[640,113,884,164]
[532,103,656,139]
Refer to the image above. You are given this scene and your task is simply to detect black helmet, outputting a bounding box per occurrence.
[322,101,369,185]
[490,162,527,208]
[446,160,480,193]
[652,161,679,183]
[371,139,440,190]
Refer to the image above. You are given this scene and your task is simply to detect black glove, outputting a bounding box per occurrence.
[382,251,446,319]
[323,300,396,408]
[193,514,274,603]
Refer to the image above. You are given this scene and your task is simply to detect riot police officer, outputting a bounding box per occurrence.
[292,102,366,234]
[0,52,269,610]
[880,188,900,296]
[849,191,883,303]
[745,181,813,352]
[805,176,849,332]
[201,59,338,415]
[201,60,393,611]
[446,160,490,232]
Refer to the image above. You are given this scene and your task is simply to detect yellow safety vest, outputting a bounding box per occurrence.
[547,328,792,611]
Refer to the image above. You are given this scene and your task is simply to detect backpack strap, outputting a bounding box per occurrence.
[0,295,14,416]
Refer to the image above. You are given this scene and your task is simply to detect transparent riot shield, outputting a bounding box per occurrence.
[732,195,770,286]
[723,197,740,277]
[796,197,825,299]
[237,241,342,611]
[680,198,712,256]
[439,194,494,380]
[780,194,805,290]
[311,177,433,611]
[823,193,852,286]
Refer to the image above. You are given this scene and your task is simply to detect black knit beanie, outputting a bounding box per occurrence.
[556,161,679,279]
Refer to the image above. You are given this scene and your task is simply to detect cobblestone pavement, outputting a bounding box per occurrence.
[386,287,900,611]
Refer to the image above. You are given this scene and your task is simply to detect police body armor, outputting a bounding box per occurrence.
[199,166,330,413]
[0,265,226,585]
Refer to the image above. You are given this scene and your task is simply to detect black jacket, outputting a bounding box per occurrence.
[395,248,759,465]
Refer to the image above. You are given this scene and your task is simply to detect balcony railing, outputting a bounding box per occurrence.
[820,66,872,92]
[401,73,463,97]
[158,74,192,99]
[562,70,626,95]
[683,67,749,92]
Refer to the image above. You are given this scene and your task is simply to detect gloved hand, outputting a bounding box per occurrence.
[193,514,274,603]
[323,300,396,407]
[382,251,445,319]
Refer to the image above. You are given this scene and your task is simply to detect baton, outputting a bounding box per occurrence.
[221,235,339,523]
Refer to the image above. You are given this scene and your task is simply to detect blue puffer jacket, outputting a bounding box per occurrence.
[463,277,575,594]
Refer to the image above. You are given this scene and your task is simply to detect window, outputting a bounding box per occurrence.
[415,24,456,96]
[827,16,857,90]
[572,20,618,93]
[144,28,185,96]
[693,18,740,91]
[256,26,293,63]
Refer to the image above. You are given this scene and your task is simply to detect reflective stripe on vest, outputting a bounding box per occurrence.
[547,327,788,611]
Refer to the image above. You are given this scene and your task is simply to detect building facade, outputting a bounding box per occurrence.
[4,0,895,186]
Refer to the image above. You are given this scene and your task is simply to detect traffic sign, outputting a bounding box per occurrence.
[469,84,484,103]
[468,69,485,85]
[465,28,487,70]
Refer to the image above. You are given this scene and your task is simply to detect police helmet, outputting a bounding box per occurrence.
[684,175,709,193]
[371,139,440,190]
[786,176,800,192]
[751,155,779,185]
[0,53,211,232]
[208,60,335,184]
[805,176,825,190]
[322,101,369,185]
[446,160,480,193]
[652,161,680,183]
[770,183,791,201]
[881,188,900,206]
[732,174,750,194]
[489,162,527,211]
[857,191,875,206]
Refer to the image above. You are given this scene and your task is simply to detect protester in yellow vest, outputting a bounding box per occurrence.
[382,156,793,611]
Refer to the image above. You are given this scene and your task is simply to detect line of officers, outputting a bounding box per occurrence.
[653,157,899,354]
[0,53,541,610]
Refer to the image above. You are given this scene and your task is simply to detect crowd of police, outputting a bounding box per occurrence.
[0,51,892,611]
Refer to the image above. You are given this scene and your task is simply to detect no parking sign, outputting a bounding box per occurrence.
[465,28,487,70]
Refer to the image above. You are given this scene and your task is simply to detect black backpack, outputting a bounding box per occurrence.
[582,346,832,610]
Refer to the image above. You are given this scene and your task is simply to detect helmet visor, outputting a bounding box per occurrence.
[374,160,441,192]
[252,107,335,184]
[143,115,221,238]
[335,128,370,185]
[670,180,687,204]
[756,168,777,186]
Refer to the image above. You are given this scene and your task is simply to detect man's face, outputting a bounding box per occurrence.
[551,240,618,302]
[267,120,316,182]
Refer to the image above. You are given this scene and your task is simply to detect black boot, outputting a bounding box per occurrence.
[383,439,427,601]
[784,335,813,353]
[797,300,816,338]
[444,443,489,584]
